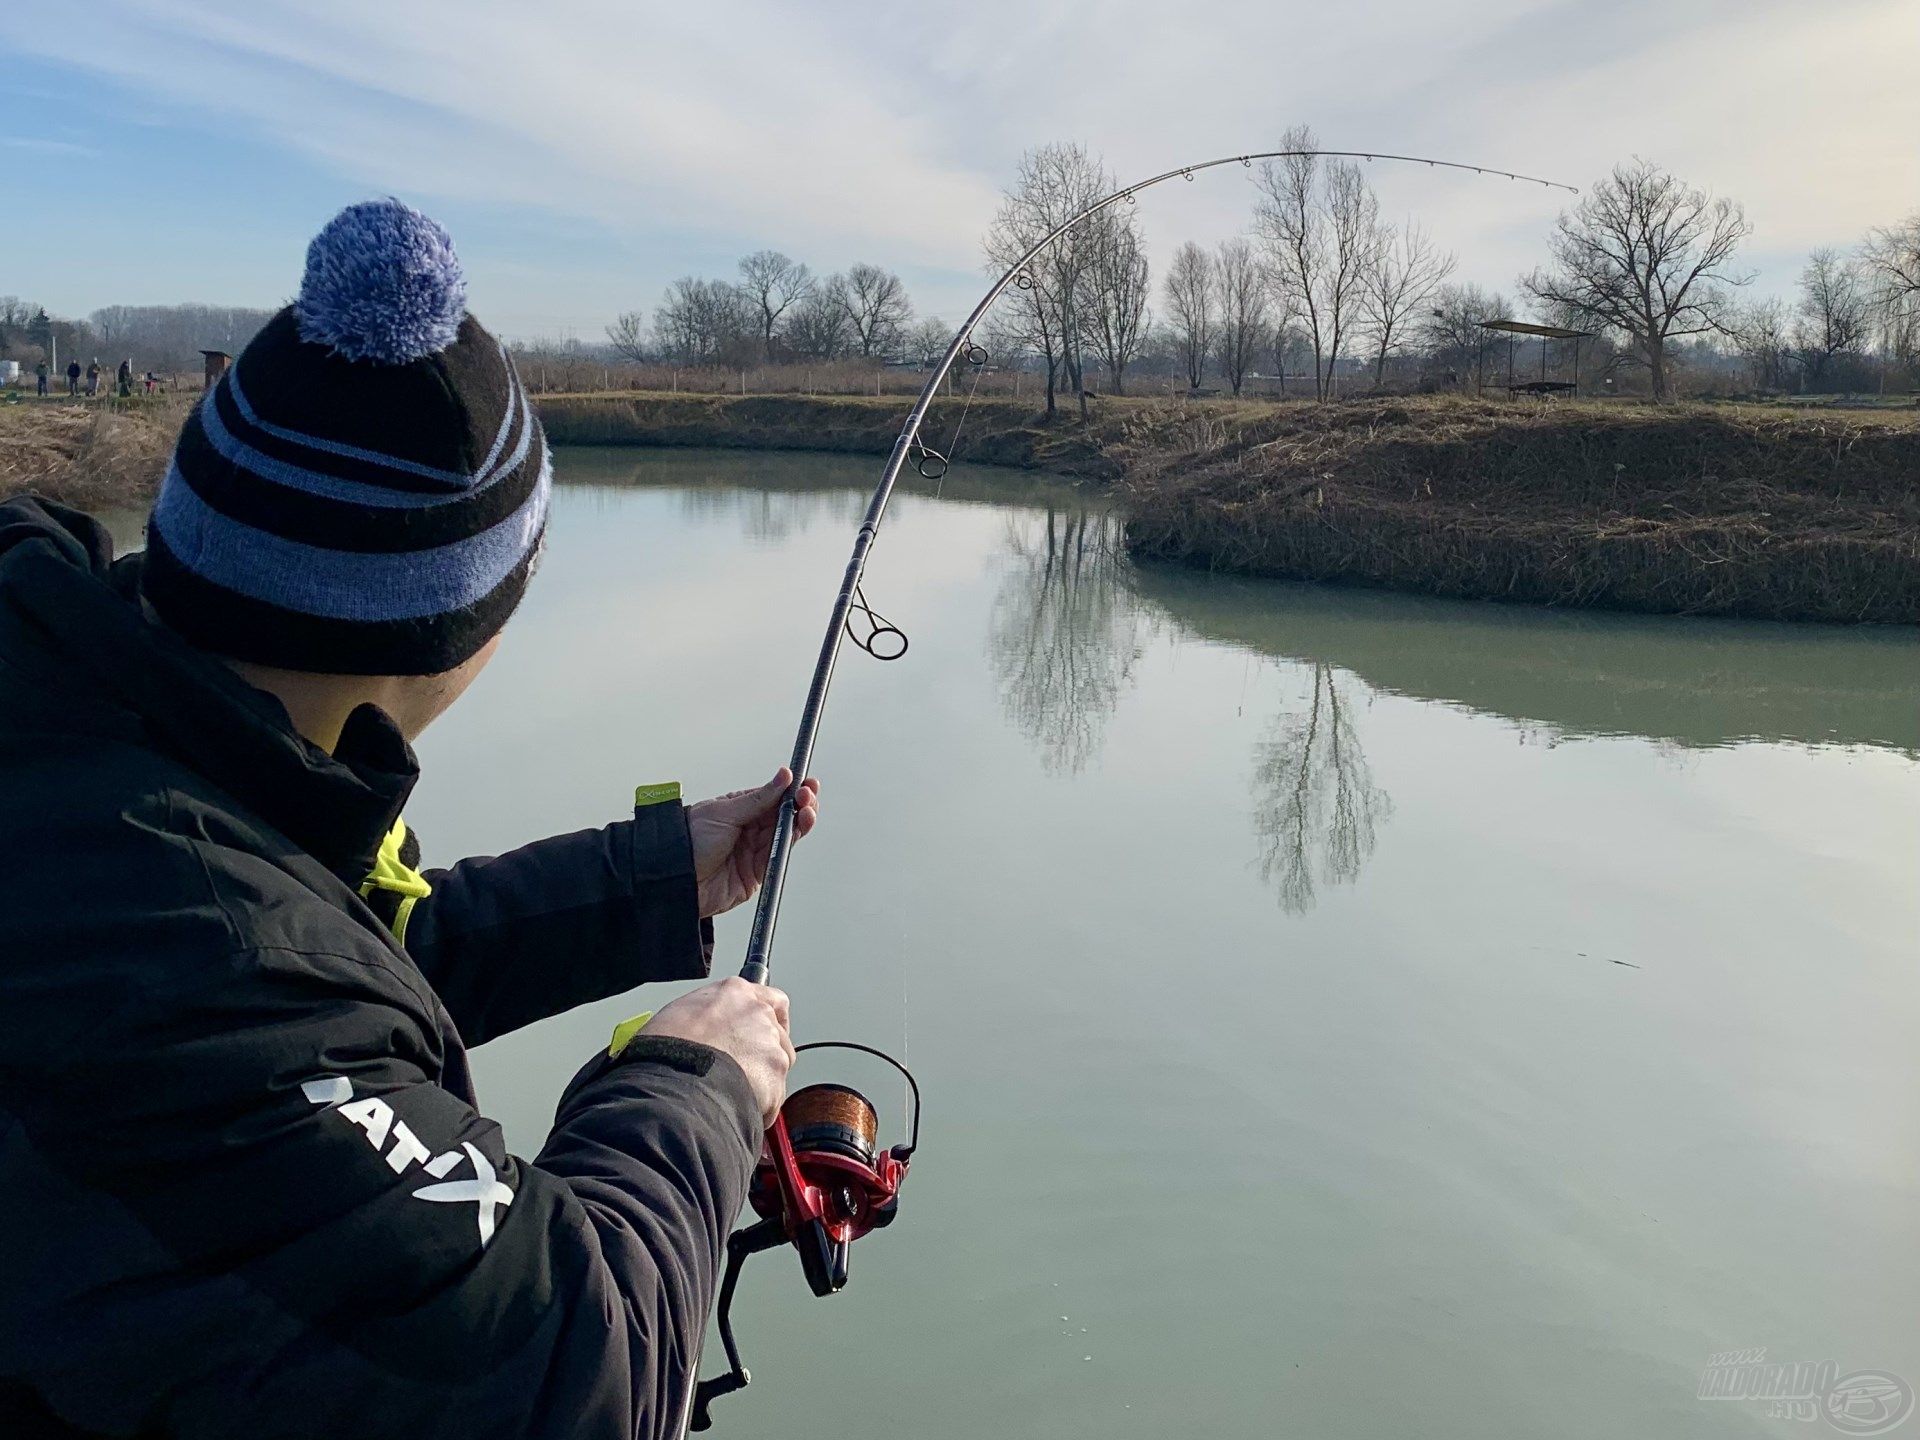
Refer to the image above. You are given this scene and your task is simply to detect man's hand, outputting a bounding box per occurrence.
[688,767,820,919]
[645,977,794,1126]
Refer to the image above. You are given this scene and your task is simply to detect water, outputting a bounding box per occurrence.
[398,448,1917,1440]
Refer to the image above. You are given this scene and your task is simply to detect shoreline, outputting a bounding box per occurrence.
[5,390,1915,624]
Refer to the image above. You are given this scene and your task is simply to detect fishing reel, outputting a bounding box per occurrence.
[689,1041,920,1431]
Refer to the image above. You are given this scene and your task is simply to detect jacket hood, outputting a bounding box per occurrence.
[0,496,417,884]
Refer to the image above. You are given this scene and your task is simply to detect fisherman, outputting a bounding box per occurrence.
[0,199,816,1439]
[34,359,48,396]
[116,357,133,397]
[84,358,99,397]
[64,357,80,395]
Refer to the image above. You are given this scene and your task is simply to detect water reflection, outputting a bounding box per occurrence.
[546,449,1919,926]
[987,508,1143,775]
[1252,663,1392,913]
[1130,567,1920,755]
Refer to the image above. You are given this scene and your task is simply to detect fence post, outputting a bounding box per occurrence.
[740,369,747,396]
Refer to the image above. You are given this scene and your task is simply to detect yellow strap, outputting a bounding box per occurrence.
[633,782,682,808]
[608,1012,654,1058]
[360,818,432,944]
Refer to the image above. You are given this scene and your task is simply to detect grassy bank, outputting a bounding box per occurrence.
[0,397,187,512]
[536,391,1121,476]
[1117,398,1920,624]
[6,390,1914,623]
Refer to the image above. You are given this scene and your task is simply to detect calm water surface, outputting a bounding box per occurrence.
[405,448,1918,1440]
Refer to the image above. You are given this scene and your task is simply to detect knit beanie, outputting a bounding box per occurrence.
[142,199,550,676]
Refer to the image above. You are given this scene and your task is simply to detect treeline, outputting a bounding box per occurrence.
[983,129,1920,408]
[603,254,950,369]
[595,128,1917,408]
[0,299,275,375]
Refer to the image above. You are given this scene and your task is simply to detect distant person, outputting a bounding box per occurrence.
[64,359,80,396]
[117,358,133,398]
[143,370,157,395]
[0,198,813,1440]
[34,360,48,397]
[84,359,100,397]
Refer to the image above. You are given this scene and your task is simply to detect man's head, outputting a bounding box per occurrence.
[141,199,550,739]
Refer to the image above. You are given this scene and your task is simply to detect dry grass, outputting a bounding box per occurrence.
[1118,395,1920,624]
[0,397,185,510]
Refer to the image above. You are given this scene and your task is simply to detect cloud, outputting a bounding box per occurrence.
[1,0,1912,320]
[3,136,100,158]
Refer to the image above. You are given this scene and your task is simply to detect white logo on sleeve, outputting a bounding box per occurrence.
[302,1074,514,1247]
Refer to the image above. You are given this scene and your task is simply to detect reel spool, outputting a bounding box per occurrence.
[690,1042,920,1430]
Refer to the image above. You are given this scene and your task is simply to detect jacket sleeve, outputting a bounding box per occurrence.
[404,795,714,1046]
[8,939,758,1440]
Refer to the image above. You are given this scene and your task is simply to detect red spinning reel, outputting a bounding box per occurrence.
[690,1041,920,1431]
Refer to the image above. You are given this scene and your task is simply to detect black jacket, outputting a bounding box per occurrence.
[0,499,760,1439]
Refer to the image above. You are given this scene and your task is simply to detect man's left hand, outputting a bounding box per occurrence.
[688,767,821,918]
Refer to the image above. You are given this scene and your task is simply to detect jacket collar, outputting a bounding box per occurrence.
[0,500,418,886]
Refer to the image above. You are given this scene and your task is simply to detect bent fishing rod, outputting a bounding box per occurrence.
[688,147,1576,1432]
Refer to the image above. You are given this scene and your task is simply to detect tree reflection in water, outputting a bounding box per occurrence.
[1252,662,1392,913]
[988,507,1143,776]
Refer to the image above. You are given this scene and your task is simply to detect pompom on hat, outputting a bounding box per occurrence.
[143,199,550,676]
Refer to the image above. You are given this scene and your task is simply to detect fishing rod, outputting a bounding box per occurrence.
[688,147,1576,1432]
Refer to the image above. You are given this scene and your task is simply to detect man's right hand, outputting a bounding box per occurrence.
[645,977,794,1127]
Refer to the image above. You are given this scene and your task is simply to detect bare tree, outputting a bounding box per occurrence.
[1253,125,1328,398]
[1083,210,1150,394]
[1359,220,1454,387]
[986,142,1111,420]
[1793,248,1871,389]
[904,316,952,364]
[1420,283,1510,389]
[843,262,912,358]
[1859,216,1919,386]
[786,274,854,360]
[1212,238,1269,396]
[1728,296,1794,393]
[1520,158,1750,401]
[1252,126,1380,399]
[1318,161,1380,398]
[1162,241,1215,390]
[604,310,648,362]
[736,250,814,363]
[653,277,752,364]
[1861,213,1920,302]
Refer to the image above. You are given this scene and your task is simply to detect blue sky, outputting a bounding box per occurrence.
[2,0,1914,341]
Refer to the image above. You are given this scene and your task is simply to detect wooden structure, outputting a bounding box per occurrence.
[200,350,232,389]
[1477,319,1593,397]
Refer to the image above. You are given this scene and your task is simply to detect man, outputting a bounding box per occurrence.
[34,358,48,396]
[64,357,79,395]
[116,357,133,398]
[0,200,815,1439]
[84,358,99,397]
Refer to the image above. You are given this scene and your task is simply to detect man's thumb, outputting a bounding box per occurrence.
[716,768,792,820]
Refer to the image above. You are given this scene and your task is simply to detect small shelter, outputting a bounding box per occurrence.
[200,350,232,389]
[1476,320,1593,397]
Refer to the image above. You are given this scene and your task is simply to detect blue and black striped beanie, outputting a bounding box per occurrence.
[143,199,550,676]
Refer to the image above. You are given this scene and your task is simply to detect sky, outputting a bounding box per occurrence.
[2,0,1915,342]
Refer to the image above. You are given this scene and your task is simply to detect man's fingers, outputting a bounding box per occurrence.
[763,985,791,1028]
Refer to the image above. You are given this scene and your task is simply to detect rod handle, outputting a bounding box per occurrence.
[738,958,769,986]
